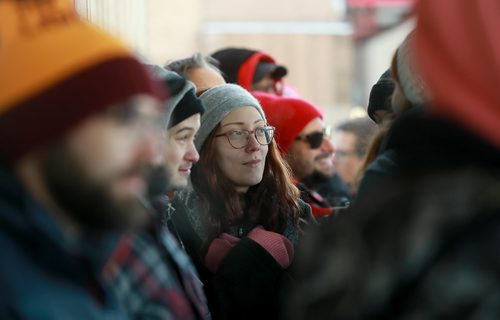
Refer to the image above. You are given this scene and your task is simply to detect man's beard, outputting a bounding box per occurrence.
[147,164,170,200]
[301,170,331,189]
[300,152,332,184]
[41,142,169,233]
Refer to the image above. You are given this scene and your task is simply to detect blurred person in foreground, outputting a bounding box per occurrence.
[287,0,500,318]
[0,0,166,318]
[165,53,226,96]
[104,68,210,320]
[254,92,349,219]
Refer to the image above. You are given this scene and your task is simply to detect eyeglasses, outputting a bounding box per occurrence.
[295,129,326,149]
[215,126,275,149]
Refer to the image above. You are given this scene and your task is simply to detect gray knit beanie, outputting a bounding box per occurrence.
[196,83,266,151]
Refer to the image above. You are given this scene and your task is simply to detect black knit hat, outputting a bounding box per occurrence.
[165,76,205,129]
[367,70,394,123]
[147,65,205,129]
[211,48,255,84]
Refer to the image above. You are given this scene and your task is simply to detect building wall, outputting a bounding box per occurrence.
[203,0,339,21]
[74,0,364,124]
[74,0,149,57]
[199,0,354,124]
[148,0,202,65]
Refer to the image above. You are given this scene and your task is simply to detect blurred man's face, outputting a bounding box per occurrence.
[331,130,362,189]
[187,67,225,96]
[163,113,200,191]
[286,117,334,181]
[42,95,166,232]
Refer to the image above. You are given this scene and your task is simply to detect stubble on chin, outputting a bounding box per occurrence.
[41,143,156,233]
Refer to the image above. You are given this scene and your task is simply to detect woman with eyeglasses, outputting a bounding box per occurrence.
[168,84,313,320]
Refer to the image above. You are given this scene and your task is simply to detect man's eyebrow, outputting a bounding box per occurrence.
[173,127,195,134]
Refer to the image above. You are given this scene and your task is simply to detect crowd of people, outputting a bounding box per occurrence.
[0,0,498,319]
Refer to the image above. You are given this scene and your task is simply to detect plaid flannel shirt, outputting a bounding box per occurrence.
[104,197,210,320]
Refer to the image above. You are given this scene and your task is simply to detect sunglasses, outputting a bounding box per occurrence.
[295,130,325,149]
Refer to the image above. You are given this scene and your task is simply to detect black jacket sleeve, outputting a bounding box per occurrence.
[213,237,292,320]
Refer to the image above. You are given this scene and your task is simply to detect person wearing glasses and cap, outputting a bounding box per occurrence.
[168,83,313,320]
[253,92,350,219]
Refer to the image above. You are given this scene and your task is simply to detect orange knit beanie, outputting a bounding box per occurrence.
[0,0,165,162]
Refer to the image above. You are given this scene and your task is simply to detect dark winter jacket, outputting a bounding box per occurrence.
[356,144,398,204]
[301,172,351,218]
[0,165,127,319]
[355,107,424,204]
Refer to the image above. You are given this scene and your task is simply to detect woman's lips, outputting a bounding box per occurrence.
[243,159,261,167]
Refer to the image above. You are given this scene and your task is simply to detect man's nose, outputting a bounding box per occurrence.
[185,141,200,163]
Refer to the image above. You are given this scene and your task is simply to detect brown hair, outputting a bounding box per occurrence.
[354,120,391,191]
[191,125,301,247]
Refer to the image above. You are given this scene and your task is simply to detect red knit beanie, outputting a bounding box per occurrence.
[0,0,166,163]
[253,92,323,154]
